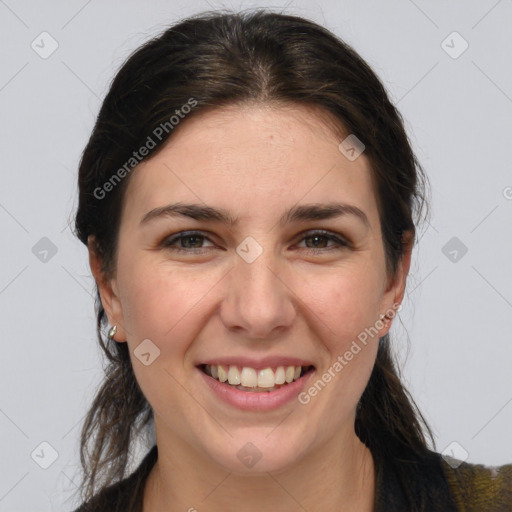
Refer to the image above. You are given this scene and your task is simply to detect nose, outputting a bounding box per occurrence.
[219,244,296,339]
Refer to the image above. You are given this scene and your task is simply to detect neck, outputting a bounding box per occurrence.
[143,422,376,512]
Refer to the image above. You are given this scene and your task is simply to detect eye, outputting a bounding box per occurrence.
[161,231,215,253]
[295,230,350,254]
[161,229,349,255]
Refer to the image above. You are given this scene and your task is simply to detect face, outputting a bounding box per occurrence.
[90,103,409,474]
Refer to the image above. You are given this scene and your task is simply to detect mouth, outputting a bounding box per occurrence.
[197,363,315,392]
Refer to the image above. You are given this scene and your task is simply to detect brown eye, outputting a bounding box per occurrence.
[297,230,350,253]
[160,229,349,255]
[162,231,215,253]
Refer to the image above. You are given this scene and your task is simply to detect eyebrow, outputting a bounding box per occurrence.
[140,202,370,229]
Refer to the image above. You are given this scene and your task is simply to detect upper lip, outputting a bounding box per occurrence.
[196,356,315,371]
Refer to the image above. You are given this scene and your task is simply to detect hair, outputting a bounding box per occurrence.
[73,8,435,509]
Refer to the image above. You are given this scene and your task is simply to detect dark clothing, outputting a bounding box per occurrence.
[73,445,512,511]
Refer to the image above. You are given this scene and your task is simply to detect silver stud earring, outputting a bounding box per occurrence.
[108,325,117,340]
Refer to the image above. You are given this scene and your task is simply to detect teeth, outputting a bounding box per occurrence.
[274,366,286,385]
[203,364,310,390]
[241,367,257,387]
[227,365,241,385]
[217,365,227,382]
[257,368,275,388]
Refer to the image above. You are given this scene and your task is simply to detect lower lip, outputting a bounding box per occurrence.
[197,367,315,411]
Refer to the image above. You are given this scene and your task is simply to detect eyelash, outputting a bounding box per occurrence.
[161,230,350,255]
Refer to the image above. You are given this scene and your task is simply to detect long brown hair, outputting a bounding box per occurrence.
[73,8,434,508]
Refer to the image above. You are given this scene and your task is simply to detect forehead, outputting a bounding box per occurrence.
[122,103,379,229]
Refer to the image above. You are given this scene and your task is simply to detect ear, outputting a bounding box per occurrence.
[377,229,414,337]
[87,235,127,342]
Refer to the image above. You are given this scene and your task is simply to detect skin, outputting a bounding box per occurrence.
[89,103,412,512]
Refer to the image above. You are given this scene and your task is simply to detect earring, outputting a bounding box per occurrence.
[108,325,117,340]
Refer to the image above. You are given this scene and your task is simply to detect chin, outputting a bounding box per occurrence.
[203,430,310,475]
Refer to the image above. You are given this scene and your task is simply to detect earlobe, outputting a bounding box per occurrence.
[87,235,127,342]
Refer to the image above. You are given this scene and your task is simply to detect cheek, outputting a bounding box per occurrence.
[302,271,381,416]
[118,258,221,345]
[296,265,382,407]
[116,262,217,412]
[297,263,382,344]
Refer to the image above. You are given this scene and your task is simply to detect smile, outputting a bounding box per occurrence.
[200,364,314,391]
[197,363,316,411]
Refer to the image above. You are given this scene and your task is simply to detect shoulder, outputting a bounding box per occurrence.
[375,448,511,512]
[71,474,141,512]
[71,445,158,512]
[439,453,512,511]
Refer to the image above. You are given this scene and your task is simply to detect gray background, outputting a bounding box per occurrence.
[1,0,511,510]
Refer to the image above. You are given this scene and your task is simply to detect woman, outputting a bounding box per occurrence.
[72,9,511,511]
